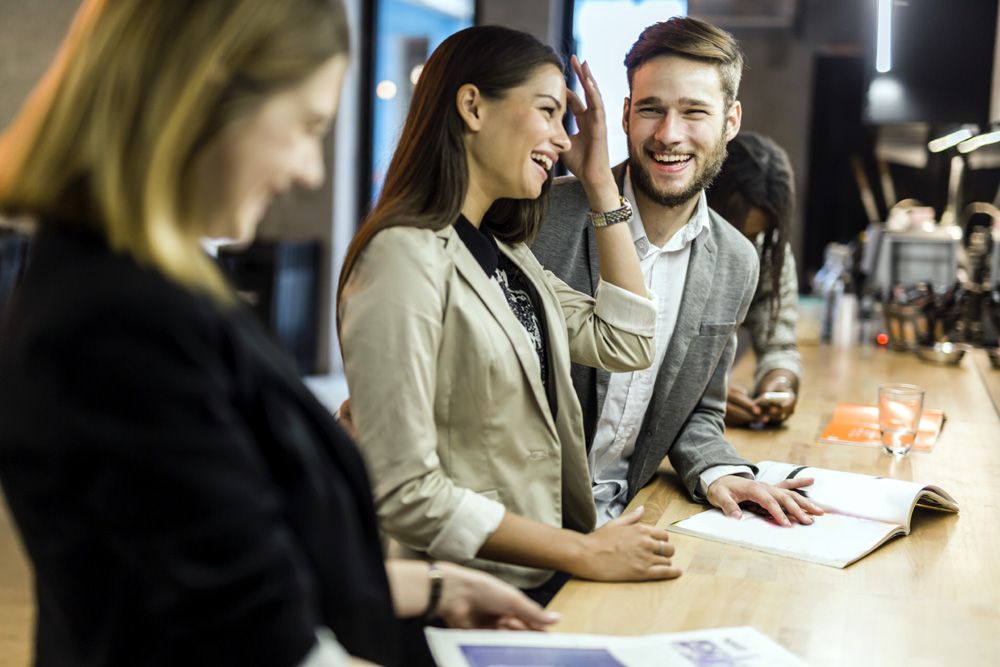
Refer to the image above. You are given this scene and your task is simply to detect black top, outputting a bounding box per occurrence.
[0,224,399,666]
[453,216,556,419]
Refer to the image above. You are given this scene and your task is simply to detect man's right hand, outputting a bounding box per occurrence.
[725,384,761,426]
[573,506,682,581]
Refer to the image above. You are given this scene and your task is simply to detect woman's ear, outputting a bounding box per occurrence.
[456,83,484,132]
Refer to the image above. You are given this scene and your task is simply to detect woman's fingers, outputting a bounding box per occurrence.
[566,88,586,119]
[645,534,675,559]
[726,401,758,425]
[569,56,605,119]
[648,564,683,579]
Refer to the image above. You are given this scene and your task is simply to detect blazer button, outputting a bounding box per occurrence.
[527,451,549,461]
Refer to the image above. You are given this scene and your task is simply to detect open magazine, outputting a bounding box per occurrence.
[668,460,958,568]
[425,626,810,667]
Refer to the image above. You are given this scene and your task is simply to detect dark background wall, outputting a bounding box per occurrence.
[716,0,869,282]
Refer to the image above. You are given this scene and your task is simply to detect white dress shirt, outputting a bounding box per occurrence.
[589,172,752,526]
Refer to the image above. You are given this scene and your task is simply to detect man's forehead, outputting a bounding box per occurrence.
[631,54,725,101]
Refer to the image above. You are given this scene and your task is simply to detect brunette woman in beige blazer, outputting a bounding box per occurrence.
[338,26,680,600]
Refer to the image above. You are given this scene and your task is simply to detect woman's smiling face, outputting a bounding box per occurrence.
[463,64,571,205]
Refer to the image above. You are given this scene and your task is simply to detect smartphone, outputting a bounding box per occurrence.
[757,391,793,406]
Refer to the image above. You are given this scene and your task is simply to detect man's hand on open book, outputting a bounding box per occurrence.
[706,476,824,527]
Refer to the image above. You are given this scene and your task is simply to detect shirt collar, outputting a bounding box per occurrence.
[453,215,500,276]
[622,166,711,255]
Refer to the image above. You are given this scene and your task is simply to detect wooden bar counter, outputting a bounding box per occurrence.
[1,343,998,665]
[547,343,1000,666]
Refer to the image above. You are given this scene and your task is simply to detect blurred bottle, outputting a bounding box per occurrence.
[814,243,852,343]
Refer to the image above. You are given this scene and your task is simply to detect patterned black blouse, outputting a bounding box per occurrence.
[453,216,556,419]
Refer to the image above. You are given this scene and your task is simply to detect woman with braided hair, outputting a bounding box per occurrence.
[707,132,803,427]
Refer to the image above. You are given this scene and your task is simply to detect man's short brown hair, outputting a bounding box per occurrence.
[624,16,744,107]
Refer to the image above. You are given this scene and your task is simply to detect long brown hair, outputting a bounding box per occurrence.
[336,25,562,315]
[0,0,349,302]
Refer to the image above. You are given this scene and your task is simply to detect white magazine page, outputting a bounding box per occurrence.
[670,508,896,568]
[755,461,929,526]
[425,626,810,667]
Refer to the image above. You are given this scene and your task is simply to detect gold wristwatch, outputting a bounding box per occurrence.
[586,195,633,228]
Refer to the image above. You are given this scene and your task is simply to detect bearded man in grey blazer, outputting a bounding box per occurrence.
[532,17,821,529]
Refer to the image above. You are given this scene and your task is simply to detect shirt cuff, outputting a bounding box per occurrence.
[698,465,755,498]
[593,279,657,336]
[299,628,351,667]
[426,488,506,562]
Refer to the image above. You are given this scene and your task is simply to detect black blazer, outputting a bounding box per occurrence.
[0,225,399,666]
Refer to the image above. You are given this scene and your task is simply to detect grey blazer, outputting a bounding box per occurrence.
[531,164,759,500]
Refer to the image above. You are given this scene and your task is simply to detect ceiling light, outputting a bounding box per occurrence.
[957,130,1000,154]
[928,128,975,153]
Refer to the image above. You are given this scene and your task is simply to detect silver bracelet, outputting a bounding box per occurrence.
[586,195,632,228]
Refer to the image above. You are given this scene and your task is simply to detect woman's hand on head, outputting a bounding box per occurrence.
[563,56,619,211]
[574,506,682,581]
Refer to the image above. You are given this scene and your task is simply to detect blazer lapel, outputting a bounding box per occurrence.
[443,228,559,437]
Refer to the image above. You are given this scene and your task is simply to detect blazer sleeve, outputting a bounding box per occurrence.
[668,248,759,499]
[543,268,656,372]
[744,246,803,388]
[43,299,320,666]
[339,228,505,562]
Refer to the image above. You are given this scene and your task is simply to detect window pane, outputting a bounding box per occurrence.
[370,0,474,206]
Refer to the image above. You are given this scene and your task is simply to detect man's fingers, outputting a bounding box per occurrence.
[786,489,824,516]
[775,476,814,489]
[713,487,742,519]
[751,492,790,526]
[776,491,813,524]
[774,477,824,511]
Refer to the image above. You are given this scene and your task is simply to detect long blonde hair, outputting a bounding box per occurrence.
[0,0,348,302]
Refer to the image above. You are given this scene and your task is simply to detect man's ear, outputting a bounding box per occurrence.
[621,97,631,135]
[724,99,742,141]
[456,83,484,132]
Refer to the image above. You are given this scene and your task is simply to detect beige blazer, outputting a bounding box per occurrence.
[339,224,655,588]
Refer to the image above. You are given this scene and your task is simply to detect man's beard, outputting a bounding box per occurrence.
[627,128,728,209]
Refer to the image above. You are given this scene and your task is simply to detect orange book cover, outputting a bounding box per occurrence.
[818,403,946,451]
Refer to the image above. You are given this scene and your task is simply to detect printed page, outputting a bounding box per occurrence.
[669,508,898,568]
[425,626,811,667]
[754,460,949,527]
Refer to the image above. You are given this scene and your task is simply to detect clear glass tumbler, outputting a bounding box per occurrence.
[878,384,925,456]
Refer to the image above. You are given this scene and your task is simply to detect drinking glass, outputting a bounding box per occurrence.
[878,384,925,456]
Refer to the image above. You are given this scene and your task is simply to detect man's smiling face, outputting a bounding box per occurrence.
[623,54,741,208]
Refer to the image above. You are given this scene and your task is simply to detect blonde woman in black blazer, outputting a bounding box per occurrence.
[0,3,555,666]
